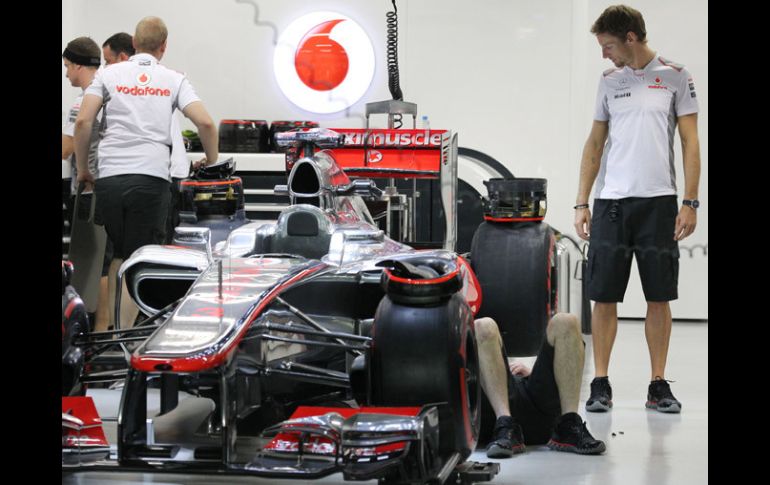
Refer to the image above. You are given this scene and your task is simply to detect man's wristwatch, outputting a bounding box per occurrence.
[682,199,700,209]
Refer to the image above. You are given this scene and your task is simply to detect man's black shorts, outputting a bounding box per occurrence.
[586,195,680,302]
[478,338,569,446]
[506,339,561,445]
[95,174,171,260]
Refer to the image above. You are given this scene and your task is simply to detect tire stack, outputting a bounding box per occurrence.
[218,119,270,153]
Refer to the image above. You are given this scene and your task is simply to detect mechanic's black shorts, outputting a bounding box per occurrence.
[477,336,572,447]
[587,196,680,302]
[506,340,561,445]
[94,174,171,260]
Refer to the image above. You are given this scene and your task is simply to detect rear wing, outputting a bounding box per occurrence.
[278,127,458,251]
[325,128,450,179]
[329,128,458,251]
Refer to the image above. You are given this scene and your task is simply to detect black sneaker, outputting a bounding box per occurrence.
[585,377,613,412]
[546,412,606,455]
[486,416,525,458]
[646,377,682,413]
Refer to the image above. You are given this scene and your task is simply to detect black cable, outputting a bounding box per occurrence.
[387,0,403,128]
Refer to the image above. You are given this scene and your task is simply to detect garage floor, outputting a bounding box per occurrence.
[62,320,708,485]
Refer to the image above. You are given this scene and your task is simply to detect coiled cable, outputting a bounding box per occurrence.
[387,0,403,128]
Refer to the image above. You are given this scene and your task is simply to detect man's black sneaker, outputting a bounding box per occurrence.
[585,377,613,412]
[486,416,525,458]
[546,412,606,455]
[646,378,682,413]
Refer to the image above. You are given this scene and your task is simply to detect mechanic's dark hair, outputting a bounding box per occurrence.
[63,37,101,66]
[591,5,647,43]
[103,32,135,56]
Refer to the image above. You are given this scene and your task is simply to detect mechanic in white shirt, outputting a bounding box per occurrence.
[74,16,218,328]
[62,36,112,331]
[62,37,101,194]
[102,31,191,245]
[573,5,701,415]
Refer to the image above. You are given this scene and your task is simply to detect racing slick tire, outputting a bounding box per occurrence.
[369,292,481,461]
[62,261,89,396]
[470,221,556,356]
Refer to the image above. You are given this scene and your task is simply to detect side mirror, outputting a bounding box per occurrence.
[335,179,383,199]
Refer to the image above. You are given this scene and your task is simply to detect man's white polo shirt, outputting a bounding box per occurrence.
[594,56,699,199]
[86,53,200,181]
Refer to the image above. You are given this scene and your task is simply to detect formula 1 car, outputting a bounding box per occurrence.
[63,128,504,485]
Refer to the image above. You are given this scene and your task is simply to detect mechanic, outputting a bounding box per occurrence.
[62,36,112,331]
[476,314,604,456]
[103,31,191,245]
[74,16,219,328]
[102,32,133,66]
[62,37,101,188]
[573,5,700,413]
[101,30,190,294]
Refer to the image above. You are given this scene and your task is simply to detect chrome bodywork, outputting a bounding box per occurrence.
[66,129,500,485]
[120,142,460,367]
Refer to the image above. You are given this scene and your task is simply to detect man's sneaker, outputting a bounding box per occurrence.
[585,377,613,412]
[486,416,525,458]
[546,412,606,455]
[646,378,682,413]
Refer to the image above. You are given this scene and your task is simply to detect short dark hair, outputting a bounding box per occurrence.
[64,37,101,66]
[591,5,647,43]
[103,32,135,56]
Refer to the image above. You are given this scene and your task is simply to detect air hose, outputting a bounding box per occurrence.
[386,0,403,128]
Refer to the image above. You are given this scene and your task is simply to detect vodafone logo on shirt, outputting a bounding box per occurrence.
[116,85,171,96]
[116,73,171,97]
[137,72,151,86]
[648,77,667,90]
[274,12,375,114]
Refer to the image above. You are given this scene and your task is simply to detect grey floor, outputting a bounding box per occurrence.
[62,320,708,485]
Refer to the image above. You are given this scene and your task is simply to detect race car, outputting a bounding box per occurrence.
[63,128,507,485]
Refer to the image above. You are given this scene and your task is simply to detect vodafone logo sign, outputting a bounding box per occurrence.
[274,12,375,114]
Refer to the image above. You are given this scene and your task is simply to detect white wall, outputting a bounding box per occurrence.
[62,0,707,319]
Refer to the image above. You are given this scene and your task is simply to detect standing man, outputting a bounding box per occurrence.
[62,37,102,197]
[92,32,134,332]
[103,31,191,245]
[102,32,134,65]
[574,5,701,413]
[75,16,218,328]
[62,37,106,330]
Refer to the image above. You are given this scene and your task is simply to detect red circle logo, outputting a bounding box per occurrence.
[295,19,349,91]
[137,72,151,86]
[274,12,375,114]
